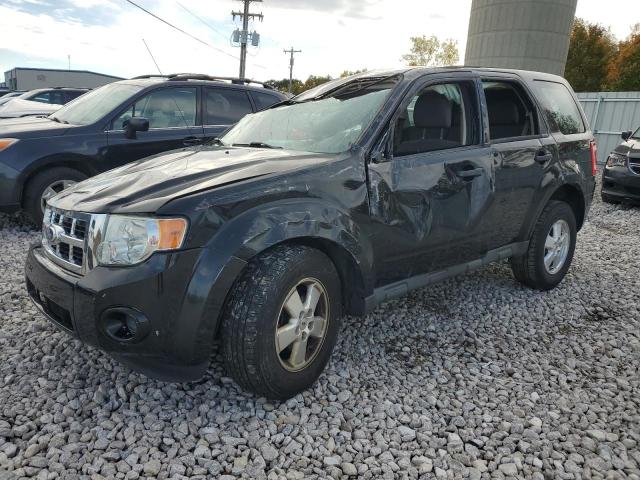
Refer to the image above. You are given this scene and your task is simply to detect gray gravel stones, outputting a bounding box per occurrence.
[1,180,639,479]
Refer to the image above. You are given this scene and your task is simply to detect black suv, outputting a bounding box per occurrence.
[0,74,286,222]
[25,68,596,399]
[601,127,640,203]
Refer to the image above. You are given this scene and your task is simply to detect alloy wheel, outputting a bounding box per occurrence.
[40,179,77,213]
[275,278,329,372]
[544,219,570,274]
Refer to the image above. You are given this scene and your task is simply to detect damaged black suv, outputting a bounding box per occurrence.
[25,68,596,399]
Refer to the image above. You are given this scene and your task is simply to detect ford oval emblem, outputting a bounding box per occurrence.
[44,224,65,245]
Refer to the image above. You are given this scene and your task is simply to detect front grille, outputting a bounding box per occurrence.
[629,158,640,175]
[43,207,90,274]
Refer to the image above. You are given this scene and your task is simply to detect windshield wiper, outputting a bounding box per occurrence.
[232,142,283,149]
[49,116,68,124]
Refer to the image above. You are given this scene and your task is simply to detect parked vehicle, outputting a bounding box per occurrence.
[0,88,89,119]
[601,127,640,204]
[25,68,596,399]
[0,91,26,106]
[0,74,286,223]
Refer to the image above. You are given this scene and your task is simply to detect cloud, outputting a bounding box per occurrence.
[266,0,383,18]
[4,0,121,26]
[2,0,637,87]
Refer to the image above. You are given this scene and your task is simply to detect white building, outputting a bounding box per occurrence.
[4,67,123,91]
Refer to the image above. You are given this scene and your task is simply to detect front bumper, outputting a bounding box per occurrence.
[601,166,640,201]
[0,161,21,213]
[25,244,230,381]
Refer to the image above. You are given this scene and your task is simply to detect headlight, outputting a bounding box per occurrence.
[606,153,627,167]
[0,138,18,152]
[95,215,188,266]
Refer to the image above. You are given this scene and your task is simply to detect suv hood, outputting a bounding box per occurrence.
[51,146,333,213]
[0,115,70,138]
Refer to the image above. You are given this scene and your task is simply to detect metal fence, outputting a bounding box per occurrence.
[577,91,640,163]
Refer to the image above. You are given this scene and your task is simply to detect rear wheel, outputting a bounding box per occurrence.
[222,245,342,399]
[510,200,577,290]
[24,167,87,224]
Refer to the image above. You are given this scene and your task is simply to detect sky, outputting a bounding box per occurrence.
[0,0,637,83]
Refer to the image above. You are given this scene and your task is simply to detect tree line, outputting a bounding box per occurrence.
[565,19,640,92]
[266,19,640,95]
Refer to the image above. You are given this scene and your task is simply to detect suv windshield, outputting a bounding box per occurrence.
[50,83,143,126]
[632,127,640,140]
[221,76,399,154]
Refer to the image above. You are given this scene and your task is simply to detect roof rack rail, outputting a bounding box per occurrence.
[168,73,276,90]
[131,74,168,79]
[131,73,275,90]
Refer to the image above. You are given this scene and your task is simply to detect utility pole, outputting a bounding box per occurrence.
[283,47,301,94]
[232,0,263,79]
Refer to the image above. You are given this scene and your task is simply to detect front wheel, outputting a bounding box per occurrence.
[222,245,342,399]
[510,200,577,290]
[24,167,87,224]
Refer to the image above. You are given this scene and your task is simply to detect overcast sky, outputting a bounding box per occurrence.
[0,0,637,82]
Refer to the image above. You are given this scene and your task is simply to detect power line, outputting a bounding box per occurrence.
[123,0,239,61]
[175,1,228,42]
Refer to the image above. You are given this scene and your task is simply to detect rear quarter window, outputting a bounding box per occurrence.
[532,80,586,135]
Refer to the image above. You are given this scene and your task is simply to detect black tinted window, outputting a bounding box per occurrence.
[251,91,280,111]
[205,88,252,125]
[394,81,479,157]
[532,81,585,135]
[483,81,538,141]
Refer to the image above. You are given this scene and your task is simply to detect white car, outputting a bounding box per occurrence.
[0,91,26,107]
[0,88,88,119]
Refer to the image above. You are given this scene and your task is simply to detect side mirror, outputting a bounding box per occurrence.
[124,116,149,139]
[621,130,632,141]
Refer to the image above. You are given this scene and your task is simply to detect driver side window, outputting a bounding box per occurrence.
[112,88,197,130]
[393,81,479,157]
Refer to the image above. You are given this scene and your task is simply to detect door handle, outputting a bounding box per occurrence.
[455,167,484,179]
[534,149,553,163]
[183,137,202,146]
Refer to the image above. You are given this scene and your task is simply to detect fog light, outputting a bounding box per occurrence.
[101,307,150,343]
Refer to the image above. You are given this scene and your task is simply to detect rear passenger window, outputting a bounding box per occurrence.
[251,91,281,111]
[531,80,585,135]
[205,88,253,125]
[482,81,538,141]
[393,81,479,157]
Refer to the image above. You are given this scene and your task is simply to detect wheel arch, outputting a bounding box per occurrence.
[522,182,586,241]
[547,183,586,231]
[263,236,369,316]
[19,154,97,207]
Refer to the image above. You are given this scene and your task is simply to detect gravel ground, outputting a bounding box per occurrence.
[0,185,639,480]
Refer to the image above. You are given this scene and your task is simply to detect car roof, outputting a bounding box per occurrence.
[298,66,570,101]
